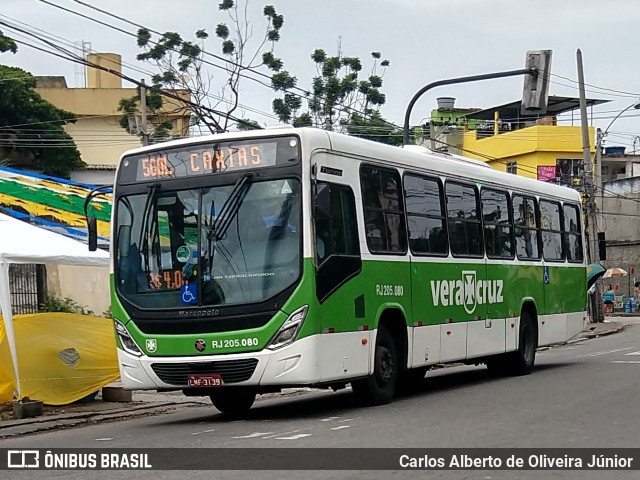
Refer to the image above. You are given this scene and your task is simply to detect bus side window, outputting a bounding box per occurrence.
[360,165,407,254]
[482,188,513,258]
[445,181,483,257]
[513,194,541,260]
[540,200,564,261]
[563,203,583,262]
[404,174,448,256]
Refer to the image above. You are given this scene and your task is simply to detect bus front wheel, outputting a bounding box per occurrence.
[351,326,398,405]
[210,388,256,417]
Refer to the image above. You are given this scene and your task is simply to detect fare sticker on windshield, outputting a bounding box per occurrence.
[176,245,190,263]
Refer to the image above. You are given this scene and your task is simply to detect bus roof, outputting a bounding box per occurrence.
[119,127,582,203]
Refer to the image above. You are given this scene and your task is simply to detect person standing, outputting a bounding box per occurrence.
[603,284,615,315]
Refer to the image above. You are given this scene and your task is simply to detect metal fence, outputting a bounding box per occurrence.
[9,264,47,314]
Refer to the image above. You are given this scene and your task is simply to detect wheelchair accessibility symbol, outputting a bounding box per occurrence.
[181,284,198,304]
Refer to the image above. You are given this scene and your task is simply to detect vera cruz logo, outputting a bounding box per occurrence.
[429,270,504,315]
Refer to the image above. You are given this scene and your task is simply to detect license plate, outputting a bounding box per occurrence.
[187,374,224,387]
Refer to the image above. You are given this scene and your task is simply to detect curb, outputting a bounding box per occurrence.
[0,401,205,439]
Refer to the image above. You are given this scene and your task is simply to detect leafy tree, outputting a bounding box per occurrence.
[120,0,284,139]
[270,45,391,133]
[344,111,403,146]
[0,31,84,178]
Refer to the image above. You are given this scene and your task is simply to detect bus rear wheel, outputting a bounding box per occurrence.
[210,389,256,417]
[510,310,536,375]
[351,326,398,405]
[486,310,536,376]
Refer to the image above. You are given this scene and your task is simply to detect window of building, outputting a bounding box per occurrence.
[540,200,564,261]
[563,203,584,263]
[445,181,483,257]
[512,195,540,260]
[360,165,407,254]
[482,188,513,258]
[404,174,448,255]
[507,162,518,175]
[556,158,584,187]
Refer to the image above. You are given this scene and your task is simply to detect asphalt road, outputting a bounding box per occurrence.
[3,319,640,480]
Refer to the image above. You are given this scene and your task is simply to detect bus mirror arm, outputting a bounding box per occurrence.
[83,185,113,252]
[87,217,98,252]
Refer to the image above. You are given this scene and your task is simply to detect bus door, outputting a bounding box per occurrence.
[313,153,370,382]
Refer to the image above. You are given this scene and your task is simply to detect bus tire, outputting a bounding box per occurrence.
[351,326,398,405]
[210,389,256,417]
[509,310,537,375]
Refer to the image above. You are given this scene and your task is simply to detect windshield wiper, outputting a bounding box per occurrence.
[139,183,160,274]
[205,172,253,277]
[207,172,254,242]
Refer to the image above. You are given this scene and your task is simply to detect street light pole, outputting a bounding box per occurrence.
[402,68,537,145]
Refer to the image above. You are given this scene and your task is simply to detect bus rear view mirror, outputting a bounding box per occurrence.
[118,225,132,258]
[314,183,331,220]
[87,217,98,252]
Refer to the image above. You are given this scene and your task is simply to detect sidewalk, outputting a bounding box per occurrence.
[565,317,632,343]
[0,385,318,439]
[0,389,211,439]
[0,319,635,439]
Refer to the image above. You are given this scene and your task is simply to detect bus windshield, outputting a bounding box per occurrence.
[114,178,301,309]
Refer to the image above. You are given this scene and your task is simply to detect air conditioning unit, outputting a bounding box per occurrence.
[127,116,141,135]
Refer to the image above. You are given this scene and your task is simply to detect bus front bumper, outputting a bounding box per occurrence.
[117,335,321,391]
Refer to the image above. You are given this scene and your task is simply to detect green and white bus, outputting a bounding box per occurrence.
[100,127,587,414]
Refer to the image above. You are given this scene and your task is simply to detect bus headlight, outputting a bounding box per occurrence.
[114,319,142,357]
[267,306,308,350]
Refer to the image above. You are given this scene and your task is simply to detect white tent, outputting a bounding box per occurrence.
[0,213,109,398]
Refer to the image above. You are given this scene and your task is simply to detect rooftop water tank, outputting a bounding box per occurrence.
[605,146,626,155]
[436,97,456,110]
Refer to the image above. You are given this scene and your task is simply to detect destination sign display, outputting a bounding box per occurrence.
[118,136,299,184]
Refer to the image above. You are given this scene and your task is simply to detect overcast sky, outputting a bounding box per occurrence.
[3,0,640,150]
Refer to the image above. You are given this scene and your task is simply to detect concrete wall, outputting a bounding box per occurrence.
[601,178,640,296]
[70,169,116,186]
[63,117,140,167]
[46,265,110,316]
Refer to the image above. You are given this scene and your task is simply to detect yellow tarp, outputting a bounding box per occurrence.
[0,313,119,405]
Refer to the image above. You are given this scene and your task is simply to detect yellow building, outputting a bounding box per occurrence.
[433,96,608,188]
[35,53,191,184]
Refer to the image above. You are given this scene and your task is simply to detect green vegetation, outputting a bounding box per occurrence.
[0,30,85,178]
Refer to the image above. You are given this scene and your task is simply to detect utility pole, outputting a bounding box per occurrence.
[577,49,603,322]
[595,127,603,214]
[140,79,150,147]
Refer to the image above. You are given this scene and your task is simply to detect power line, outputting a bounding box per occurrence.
[550,72,640,99]
[37,0,381,127]
[0,22,258,132]
[0,15,281,124]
